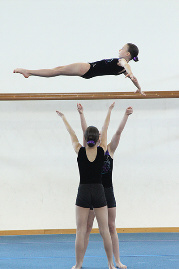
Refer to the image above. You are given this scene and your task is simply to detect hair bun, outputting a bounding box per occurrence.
[87,140,95,147]
[133,56,139,62]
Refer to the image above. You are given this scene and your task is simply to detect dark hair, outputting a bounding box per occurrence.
[84,126,99,147]
[127,43,139,62]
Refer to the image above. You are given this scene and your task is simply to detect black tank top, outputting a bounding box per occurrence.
[101,150,113,188]
[82,58,126,79]
[77,146,105,184]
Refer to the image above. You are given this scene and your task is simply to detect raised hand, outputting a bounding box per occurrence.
[77,103,83,114]
[56,111,64,117]
[125,107,133,115]
[109,102,115,111]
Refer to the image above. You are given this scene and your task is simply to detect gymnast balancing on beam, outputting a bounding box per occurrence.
[56,103,116,269]
[13,43,144,95]
[77,103,133,269]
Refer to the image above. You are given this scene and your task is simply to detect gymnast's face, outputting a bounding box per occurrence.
[119,44,130,59]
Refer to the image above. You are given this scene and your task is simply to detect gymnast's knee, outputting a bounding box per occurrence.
[108,222,116,235]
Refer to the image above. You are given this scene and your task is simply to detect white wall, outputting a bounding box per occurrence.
[0,99,179,230]
[0,0,179,230]
[0,0,179,93]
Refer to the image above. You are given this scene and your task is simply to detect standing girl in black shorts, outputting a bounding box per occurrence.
[56,103,116,269]
[77,103,133,269]
[14,43,144,94]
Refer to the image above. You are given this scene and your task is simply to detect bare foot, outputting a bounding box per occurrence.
[13,68,30,78]
[116,261,127,268]
[109,265,116,269]
[71,265,82,269]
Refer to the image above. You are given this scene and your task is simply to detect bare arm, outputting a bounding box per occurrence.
[77,103,88,146]
[118,59,133,76]
[124,72,145,95]
[118,59,145,95]
[100,102,115,152]
[108,107,133,155]
[56,111,82,154]
[130,75,142,93]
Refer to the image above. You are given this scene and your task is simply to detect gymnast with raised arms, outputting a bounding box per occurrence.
[56,103,116,269]
[77,103,133,269]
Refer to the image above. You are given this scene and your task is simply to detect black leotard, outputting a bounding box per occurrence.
[77,146,105,184]
[81,58,126,79]
[102,150,116,208]
[101,150,113,188]
[76,146,107,208]
[88,150,116,209]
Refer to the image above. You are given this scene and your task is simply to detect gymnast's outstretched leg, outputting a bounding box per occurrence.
[13,63,90,78]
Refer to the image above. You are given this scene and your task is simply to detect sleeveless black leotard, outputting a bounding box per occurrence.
[81,58,126,79]
[77,146,104,184]
[101,150,113,188]
[76,146,107,208]
[101,150,116,208]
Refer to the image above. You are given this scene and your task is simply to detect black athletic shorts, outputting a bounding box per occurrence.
[76,184,107,208]
[104,186,116,208]
[89,186,116,210]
